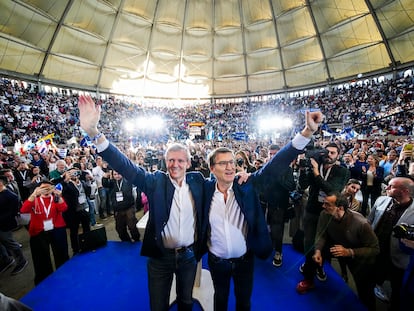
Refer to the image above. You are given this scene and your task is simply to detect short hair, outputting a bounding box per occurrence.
[269,144,280,151]
[164,143,191,162]
[207,147,233,168]
[325,142,340,153]
[327,191,350,210]
[0,175,8,184]
[346,178,361,186]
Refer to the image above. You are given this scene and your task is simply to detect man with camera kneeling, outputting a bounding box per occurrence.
[312,192,379,310]
[367,177,414,310]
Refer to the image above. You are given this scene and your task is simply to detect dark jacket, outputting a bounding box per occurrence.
[299,164,350,215]
[102,177,135,211]
[0,189,19,231]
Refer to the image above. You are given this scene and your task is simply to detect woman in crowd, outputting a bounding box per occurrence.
[360,154,384,216]
[21,181,69,285]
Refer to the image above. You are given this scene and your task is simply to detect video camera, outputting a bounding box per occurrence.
[298,147,329,169]
[393,223,414,241]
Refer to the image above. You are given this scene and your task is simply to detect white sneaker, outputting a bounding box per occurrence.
[374,285,389,303]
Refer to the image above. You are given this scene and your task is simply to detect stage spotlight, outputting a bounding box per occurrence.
[258,116,293,131]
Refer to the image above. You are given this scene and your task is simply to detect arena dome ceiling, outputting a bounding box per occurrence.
[0,0,413,99]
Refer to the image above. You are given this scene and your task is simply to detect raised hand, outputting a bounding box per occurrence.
[78,95,101,137]
[302,110,324,138]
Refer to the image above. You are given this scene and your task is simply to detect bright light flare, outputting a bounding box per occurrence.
[258,116,293,131]
[123,116,165,132]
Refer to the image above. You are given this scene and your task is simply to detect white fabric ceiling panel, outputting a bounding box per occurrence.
[285,62,328,88]
[104,45,146,71]
[0,39,43,74]
[244,22,278,53]
[248,72,285,93]
[214,30,244,58]
[311,0,369,33]
[182,59,212,80]
[276,7,315,47]
[52,27,106,64]
[112,14,152,48]
[282,37,323,68]
[213,77,247,96]
[182,32,213,59]
[214,56,245,78]
[321,15,382,58]
[0,0,413,99]
[246,50,281,74]
[0,1,55,50]
[241,0,273,26]
[389,32,414,64]
[64,0,116,40]
[375,0,414,37]
[185,0,213,30]
[42,55,100,86]
[328,44,391,80]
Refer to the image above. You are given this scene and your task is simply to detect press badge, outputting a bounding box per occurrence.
[43,219,54,231]
[116,191,124,202]
[78,193,86,204]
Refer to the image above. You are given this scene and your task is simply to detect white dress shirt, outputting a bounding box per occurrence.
[208,184,247,259]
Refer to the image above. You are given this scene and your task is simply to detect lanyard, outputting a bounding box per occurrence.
[116,180,123,191]
[19,170,27,180]
[40,196,52,218]
[319,165,332,181]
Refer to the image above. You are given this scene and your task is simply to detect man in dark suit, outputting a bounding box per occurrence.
[201,120,319,310]
[78,95,323,311]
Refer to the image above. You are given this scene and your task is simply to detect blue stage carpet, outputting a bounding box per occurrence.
[21,242,366,311]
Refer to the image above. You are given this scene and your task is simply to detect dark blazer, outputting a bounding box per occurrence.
[100,144,205,260]
[201,141,303,260]
[101,141,302,261]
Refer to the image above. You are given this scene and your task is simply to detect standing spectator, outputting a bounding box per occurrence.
[30,151,49,177]
[13,161,31,202]
[367,177,414,310]
[48,159,67,183]
[27,166,48,194]
[92,157,111,219]
[21,181,69,284]
[360,154,384,216]
[61,167,91,255]
[0,175,28,275]
[309,192,379,310]
[103,170,140,242]
[380,149,398,178]
[296,143,350,293]
[259,144,295,267]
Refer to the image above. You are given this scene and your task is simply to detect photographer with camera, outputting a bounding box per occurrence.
[367,177,414,310]
[296,142,350,293]
[61,167,91,255]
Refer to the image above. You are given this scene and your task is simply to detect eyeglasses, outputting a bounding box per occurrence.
[214,160,236,167]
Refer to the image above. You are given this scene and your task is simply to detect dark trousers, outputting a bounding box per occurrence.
[302,211,320,280]
[147,247,197,311]
[347,259,376,311]
[67,210,90,253]
[114,207,140,242]
[208,251,254,311]
[361,185,381,216]
[30,227,69,285]
[267,207,285,253]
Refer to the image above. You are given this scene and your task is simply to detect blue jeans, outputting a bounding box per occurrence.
[147,248,197,311]
[98,187,111,216]
[87,198,97,225]
[208,251,254,311]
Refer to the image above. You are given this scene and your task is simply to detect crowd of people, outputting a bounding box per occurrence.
[0,71,414,311]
